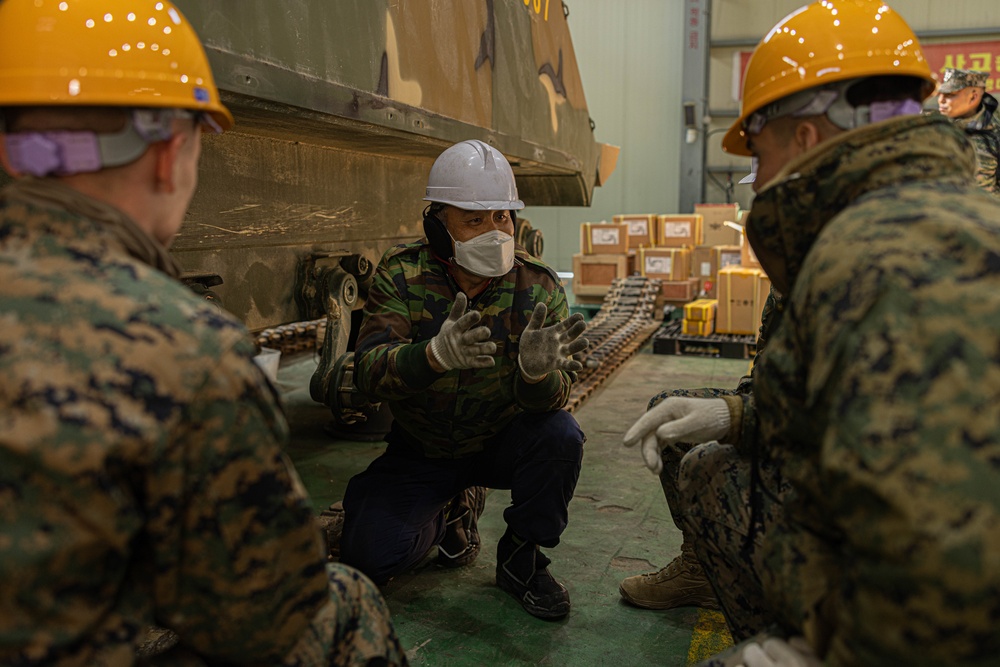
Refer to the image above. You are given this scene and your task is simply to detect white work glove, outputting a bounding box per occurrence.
[517,302,589,381]
[429,292,497,370]
[622,396,730,474]
[737,637,821,667]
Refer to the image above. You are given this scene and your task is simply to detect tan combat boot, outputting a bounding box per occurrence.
[619,542,720,610]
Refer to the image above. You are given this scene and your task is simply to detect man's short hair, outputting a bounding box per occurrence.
[846,75,929,106]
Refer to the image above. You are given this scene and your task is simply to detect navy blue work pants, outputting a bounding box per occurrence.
[339,410,584,585]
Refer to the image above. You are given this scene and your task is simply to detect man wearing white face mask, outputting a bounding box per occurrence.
[341,140,590,620]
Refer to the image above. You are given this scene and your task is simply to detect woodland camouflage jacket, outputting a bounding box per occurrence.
[354,242,573,458]
[738,114,1000,665]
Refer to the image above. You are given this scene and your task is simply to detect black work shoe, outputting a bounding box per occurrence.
[436,486,487,568]
[495,530,570,620]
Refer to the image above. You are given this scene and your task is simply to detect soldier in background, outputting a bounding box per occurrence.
[340,140,588,620]
[0,2,405,665]
[625,2,1000,665]
[937,67,1000,196]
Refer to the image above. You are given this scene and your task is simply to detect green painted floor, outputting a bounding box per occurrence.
[277,344,745,666]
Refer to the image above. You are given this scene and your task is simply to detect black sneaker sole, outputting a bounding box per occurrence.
[435,542,481,569]
[496,571,570,620]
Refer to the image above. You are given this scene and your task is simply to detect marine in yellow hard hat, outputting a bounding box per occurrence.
[0,0,232,177]
[0,0,231,128]
[723,0,935,156]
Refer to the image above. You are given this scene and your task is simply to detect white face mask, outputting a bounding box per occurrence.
[452,229,515,277]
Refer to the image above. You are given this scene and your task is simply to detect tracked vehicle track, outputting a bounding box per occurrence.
[566,276,663,413]
[255,275,663,414]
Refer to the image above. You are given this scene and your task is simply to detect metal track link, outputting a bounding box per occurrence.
[566,276,663,413]
[254,319,324,355]
[257,274,663,415]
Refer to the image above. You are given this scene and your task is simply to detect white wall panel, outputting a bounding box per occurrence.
[523,0,685,273]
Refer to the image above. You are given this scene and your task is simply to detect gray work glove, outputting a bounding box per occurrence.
[622,396,730,474]
[517,302,589,381]
[429,292,497,371]
[737,637,821,667]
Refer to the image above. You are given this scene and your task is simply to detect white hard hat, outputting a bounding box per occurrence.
[424,140,525,210]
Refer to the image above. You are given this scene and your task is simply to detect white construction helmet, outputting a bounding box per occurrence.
[424,140,525,210]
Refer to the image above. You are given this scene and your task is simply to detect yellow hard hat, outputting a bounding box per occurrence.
[723,0,934,156]
[0,0,233,131]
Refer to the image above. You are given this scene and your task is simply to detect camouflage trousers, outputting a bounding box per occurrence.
[283,563,409,667]
[675,441,786,643]
[648,387,742,537]
[144,564,407,666]
[646,388,788,642]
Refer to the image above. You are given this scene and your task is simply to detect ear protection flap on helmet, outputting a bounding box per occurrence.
[422,204,454,262]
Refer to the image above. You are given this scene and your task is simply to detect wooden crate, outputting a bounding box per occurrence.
[572,252,633,297]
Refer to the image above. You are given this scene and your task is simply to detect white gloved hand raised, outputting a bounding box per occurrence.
[737,637,821,667]
[622,396,730,474]
[429,292,497,371]
[517,302,589,381]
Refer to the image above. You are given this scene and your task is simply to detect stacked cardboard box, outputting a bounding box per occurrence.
[638,247,690,282]
[691,244,741,299]
[682,298,717,336]
[571,209,765,310]
[580,222,629,255]
[695,203,742,246]
[716,266,768,335]
[655,214,703,248]
[612,214,656,249]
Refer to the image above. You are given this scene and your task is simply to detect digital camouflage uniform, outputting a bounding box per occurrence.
[701,114,1000,666]
[0,179,406,667]
[648,288,780,532]
[340,242,584,584]
[951,92,1000,197]
[938,68,1000,197]
[647,288,787,640]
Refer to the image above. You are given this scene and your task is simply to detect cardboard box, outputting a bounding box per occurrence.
[613,214,656,248]
[757,271,772,307]
[682,318,715,336]
[691,245,741,298]
[572,252,633,296]
[695,203,742,246]
[716,266,763,335]
[657,277,700,303]
[656,214,703,248]
[684,298,718,322]
[638,247,690,282]
[580,222,629,255]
